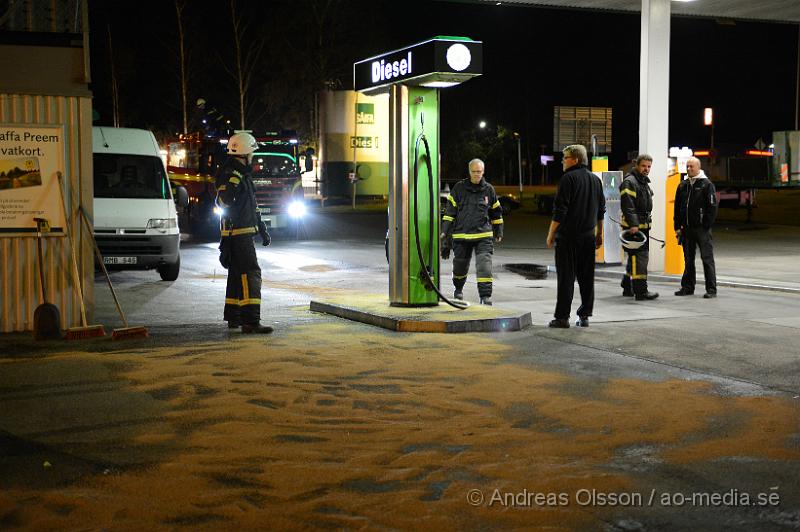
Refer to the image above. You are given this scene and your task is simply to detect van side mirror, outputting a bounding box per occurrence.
[174,185,189,210]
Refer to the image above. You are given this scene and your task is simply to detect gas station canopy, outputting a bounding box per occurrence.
[478,0,800,24]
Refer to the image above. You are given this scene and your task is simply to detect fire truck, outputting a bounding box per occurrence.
[166,130,307,235]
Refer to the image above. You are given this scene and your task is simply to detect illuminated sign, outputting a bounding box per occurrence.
[703,108,713,126]
[372,52,412,83]
[356,103,375,124]
[351,136,380,149]
[446,43,471,71]
[354,37,482,93]
[745,150,773,156]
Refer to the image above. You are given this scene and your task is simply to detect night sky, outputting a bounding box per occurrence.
[89,0,799,170]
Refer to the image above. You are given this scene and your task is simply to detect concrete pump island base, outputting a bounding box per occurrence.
[310,293,532,333]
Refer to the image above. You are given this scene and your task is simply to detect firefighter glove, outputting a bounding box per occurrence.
[258,220,271,247]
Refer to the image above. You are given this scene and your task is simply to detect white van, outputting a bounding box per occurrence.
[92,127,187,281]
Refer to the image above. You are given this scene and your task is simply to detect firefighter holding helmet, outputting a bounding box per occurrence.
[619,153,659,300]
[216,131,273,333]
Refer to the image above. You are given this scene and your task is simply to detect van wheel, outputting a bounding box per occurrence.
[158,257,180,281]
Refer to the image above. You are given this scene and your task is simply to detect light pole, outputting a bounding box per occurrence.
[513,132,523,201]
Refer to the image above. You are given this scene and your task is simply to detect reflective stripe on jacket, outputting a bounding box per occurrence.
[216,156,259,234]
[619,170,653,229]
[441,178,503,240]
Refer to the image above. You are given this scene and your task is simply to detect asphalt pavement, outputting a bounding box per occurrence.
[1,209,799,530]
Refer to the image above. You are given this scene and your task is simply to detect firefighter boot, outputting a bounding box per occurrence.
[621,276,634,297]
[241,323,274,334]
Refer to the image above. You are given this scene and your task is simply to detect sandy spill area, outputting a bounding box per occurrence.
[1,323,798,530]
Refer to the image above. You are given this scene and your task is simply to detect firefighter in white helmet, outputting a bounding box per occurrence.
[216,131,273,333]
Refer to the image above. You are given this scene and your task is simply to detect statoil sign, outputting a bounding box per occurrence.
[354,37,482,93]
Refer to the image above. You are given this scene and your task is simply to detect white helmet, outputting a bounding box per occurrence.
[619,229,648,250]
[227,132,258,155]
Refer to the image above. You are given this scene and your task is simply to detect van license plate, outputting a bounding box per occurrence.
[259,207,271,214]
[104,257,137,265]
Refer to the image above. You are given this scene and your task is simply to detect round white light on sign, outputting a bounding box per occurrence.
[446,43,471,72]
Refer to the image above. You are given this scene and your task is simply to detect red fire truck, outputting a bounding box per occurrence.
[166,130,307,235]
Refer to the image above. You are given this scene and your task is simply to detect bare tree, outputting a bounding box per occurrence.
[107,21,120,127]
[175,0,189,134]
[224,0,266,130]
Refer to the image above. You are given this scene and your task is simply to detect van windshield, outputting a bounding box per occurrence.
[93,154,170,199]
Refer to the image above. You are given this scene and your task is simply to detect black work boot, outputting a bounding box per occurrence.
[635,292,659,301]
[453,289,464,300]
[241,323,274,334]
[548,318,570,328]
[480,296,492,306]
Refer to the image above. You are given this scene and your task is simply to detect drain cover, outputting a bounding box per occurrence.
[505,263,548,279]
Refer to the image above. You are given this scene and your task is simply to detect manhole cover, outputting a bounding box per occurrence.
[505,263,548,279]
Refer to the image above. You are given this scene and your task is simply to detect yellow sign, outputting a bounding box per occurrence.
[0,125,66,235]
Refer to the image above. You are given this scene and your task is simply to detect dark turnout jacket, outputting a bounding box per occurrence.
[674,174,717,231]
[215,156,259,236]
[441,177,504,241]
[552,164,606,238]
[619,169,653,230]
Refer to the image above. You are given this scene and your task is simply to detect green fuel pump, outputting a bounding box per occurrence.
[413,109,469,309]
[354,36,483,308]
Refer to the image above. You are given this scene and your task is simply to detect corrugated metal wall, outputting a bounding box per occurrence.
[0,93,94,333]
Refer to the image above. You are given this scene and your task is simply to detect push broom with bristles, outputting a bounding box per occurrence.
[58,173,106,340]
[78,206,149,340]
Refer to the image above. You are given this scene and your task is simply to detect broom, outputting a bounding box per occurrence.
[57,172,106,340]
[78,206,149,340]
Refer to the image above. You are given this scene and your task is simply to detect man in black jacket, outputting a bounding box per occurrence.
[674,156,717,298]
[440,159,504,305]
[619,154,659,300]
[216,131,273,333]
[546,145,606,328]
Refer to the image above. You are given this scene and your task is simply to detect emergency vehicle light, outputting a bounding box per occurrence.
[745,150,773,156]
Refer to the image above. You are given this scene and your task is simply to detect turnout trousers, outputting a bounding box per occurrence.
[681,227,717,294]
[224,235,262,325]
[554,233,596,320]
[620,231,650,295]
[452,238,494,298]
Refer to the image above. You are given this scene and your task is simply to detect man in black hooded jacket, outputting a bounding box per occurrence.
[674,156,718,298]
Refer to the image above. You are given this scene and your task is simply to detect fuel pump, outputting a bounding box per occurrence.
[353,36,483,308]
[413,111,469,309]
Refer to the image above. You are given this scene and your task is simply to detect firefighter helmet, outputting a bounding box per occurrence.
[619,229,647,250]
[227,132,258,155]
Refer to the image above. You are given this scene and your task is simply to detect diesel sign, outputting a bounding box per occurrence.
[354,37,482,93]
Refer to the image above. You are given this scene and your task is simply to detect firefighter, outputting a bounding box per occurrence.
[619,153,659,300]
[216,131,273,333]
[440,158,504,305]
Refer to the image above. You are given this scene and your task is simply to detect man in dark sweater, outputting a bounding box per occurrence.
[546,144,606,328]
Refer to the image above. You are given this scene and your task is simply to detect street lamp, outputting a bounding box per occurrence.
[513,132,523,201]
[479,120,487,129]
[704,107,714,156]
